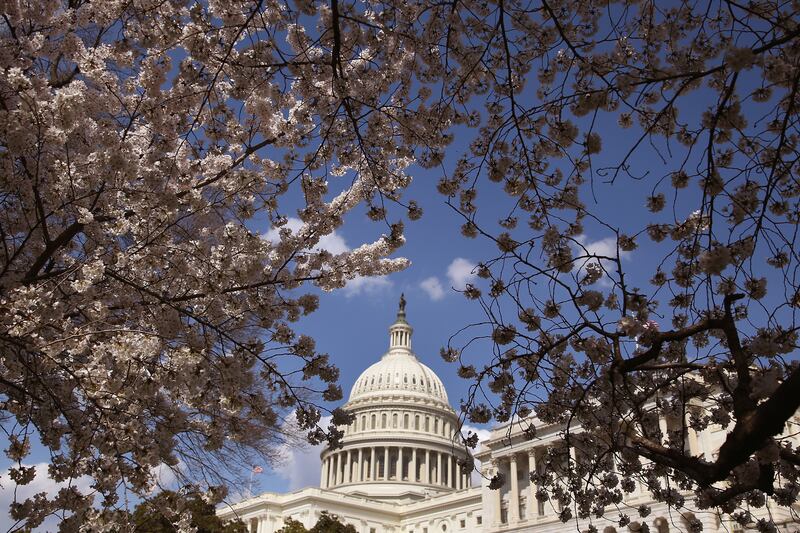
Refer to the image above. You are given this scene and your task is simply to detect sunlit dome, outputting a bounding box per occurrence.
[347,296,448,403]
[348,351,448,403]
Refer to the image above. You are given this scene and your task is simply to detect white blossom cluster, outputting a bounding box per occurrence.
[0,0,448,528]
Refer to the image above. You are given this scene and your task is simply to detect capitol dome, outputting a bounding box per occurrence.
[319,296,471,502]
[348,308,448,403]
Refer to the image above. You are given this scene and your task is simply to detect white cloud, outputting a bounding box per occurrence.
[460,425,492,487]
[572,235,632,285]
[269,415,331,492]
[574,235,623,261]
[263,217,350,255]
[343,275,393,297]
[150,461,181,491]
[419,277,445,301]
[0,462,93,531]
[264,218,391,297]
[446,258,477,291]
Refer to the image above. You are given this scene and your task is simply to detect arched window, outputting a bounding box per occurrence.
[434,418,439,434]
[425,416,430,432]
[415,415,420,430]
[392,413,398,428]
[381,413,387,428]
[404,414,409,429]
[361,415,366,431]
[371,414,376,429]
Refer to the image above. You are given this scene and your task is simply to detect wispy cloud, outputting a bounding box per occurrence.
[343,275,393,297]
[264,218,390,296]
[269,415,330,492]
[263,217,349,255]
[420,277,445,301]
[572,234,632,285]
[461,424,492,486]
[446,258,477,291]
[0,463,93,531]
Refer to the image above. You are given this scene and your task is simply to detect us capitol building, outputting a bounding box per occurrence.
[219,300,799,533]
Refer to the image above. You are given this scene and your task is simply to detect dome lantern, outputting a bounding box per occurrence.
[389,293,412,351]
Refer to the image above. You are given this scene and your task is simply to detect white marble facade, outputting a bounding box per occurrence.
[218,304,800,533]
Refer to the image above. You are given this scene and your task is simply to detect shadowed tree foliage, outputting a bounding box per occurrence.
[132,491,246,533]
[276,512,357,533]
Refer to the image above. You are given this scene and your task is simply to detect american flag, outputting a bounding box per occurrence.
[252,465,263,474]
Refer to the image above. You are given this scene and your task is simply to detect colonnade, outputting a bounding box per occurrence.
[489,447,574,526]
[321,445,471,490]
[490,445,649,527]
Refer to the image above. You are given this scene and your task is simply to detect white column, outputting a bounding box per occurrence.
[688,427,700,455]
[326,457,332,488]
[437,452,443,485]
[448,455,454,488]
[411,448,417,482]
[320,457,327,488]
[457,461,462,490]
[492,460,502,526]
[384,447,390,480]
[424,450,430,483]
[528,449,537,518]
[345,450,352,483]
[659,415,669,445]
[396,447,403,480]
[327,457,333,488]
[357,448,363,482]
[509,454,520,523]
[370,447,376,480]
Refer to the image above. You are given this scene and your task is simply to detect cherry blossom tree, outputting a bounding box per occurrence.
[3,0,800,530]
[0,0,431,528]
[429,0,800,530]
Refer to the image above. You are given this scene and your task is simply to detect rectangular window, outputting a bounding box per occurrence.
[476,517,482,525]
[459,520,465,528]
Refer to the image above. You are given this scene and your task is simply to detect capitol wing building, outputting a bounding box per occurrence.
[219,302,800,533]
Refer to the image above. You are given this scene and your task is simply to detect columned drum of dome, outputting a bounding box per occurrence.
[319,296,471,502]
